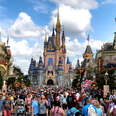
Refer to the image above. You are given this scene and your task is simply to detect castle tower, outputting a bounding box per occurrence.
[44,33,47,65]
[44,33,47,50]
[83,35,93,59]
[62,29,66,53]
[56,9,61,49]
[38,56,44,86]
[52,27,56,48]
[76,59,80,69]
[57,57,64,87]
[113,32,116,49]
[82,35,95,79]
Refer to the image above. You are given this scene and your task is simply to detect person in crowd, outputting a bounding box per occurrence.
[67,92,75,109]
[61,92,67,111]
[100,98,107,116]
[94,100,103,116]
[32,95,39,116]
[2,94,13,116]
[25,94,32,113]
[45,93,51,116]
[50,99,65,116]
[67,103,80,116]
[82,98,97,116]
[0,93,3,116]
[109,99,116,116]
[39,95,48,116]
[19,91,26,101]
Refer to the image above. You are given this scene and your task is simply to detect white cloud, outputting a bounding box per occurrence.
[9,38,43,74]
[50,4,92,37]
[50,0,98,9]
[102,0,116,4]
[28,0,53,14]
[9,12,50,39]
[65,36,103,67]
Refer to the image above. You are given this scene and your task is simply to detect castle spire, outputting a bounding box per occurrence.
[62,27,65,40]
[56,8,61,49]
[113,32,116,49]
[44,32,47,42]
[52,26,55,36]
[7,34,9,46]
[87,34,90,45]
[56,8,61,27]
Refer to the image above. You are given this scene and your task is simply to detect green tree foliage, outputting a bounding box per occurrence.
[7,77,15,87]
[0,72,3,90]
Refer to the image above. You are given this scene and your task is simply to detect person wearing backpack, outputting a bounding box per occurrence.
[94,100,103,116]
[110,99,116,116]
[82,98,97,116]
[67,103,80,116]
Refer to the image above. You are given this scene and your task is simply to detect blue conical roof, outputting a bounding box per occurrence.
[38,56,43,65]
[52,27,55,36]
[58,57,62,65]
[66,57,70,64]
[69,65,72,72]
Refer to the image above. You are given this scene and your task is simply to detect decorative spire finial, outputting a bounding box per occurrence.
[7,34,9,46]
[44,32,47,42]
[87,34,90,45]
[56,8,60,27]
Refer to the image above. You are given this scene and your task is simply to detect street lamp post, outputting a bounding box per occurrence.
[104,72,109,98]
[105,72,108,85]
[93,75,96,81]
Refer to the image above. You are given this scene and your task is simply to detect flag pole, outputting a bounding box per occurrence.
[87,34,90,45]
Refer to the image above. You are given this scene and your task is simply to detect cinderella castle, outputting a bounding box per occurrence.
[28,10,73,87]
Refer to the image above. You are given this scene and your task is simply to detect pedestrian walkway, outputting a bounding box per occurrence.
[0,86,115,116]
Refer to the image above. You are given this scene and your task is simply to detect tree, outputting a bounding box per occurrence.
[7,77,15,88]
[0,72,3,90]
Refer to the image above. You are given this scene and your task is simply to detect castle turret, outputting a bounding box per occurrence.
[83,45,93,59]
[38,56,44,86]
[62,29,66,53]
[83,35,93,59]
[76,59,80,69]
[57,57,64,87]
[44,33,47,50]
[113,32,116,49]
[52,27,56,48]
[28,58,36,83]
[56,9,61,49]
[66,57,70,64]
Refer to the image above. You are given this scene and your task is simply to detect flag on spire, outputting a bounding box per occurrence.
[87,34,89,41]
[87,34,90,45]
[7,35,9,46]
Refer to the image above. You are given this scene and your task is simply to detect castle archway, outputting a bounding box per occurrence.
[47,79,54,85]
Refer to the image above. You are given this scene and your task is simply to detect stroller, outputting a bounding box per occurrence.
[15,99,26,116]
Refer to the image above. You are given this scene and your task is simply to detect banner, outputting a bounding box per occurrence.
[104,85,109,97]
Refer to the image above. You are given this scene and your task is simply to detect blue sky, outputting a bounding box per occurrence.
[0,0,116,74]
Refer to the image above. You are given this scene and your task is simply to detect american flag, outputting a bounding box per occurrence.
[87,34,90,42]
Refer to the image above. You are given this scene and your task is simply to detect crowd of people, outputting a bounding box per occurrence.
[0,86,115,116]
